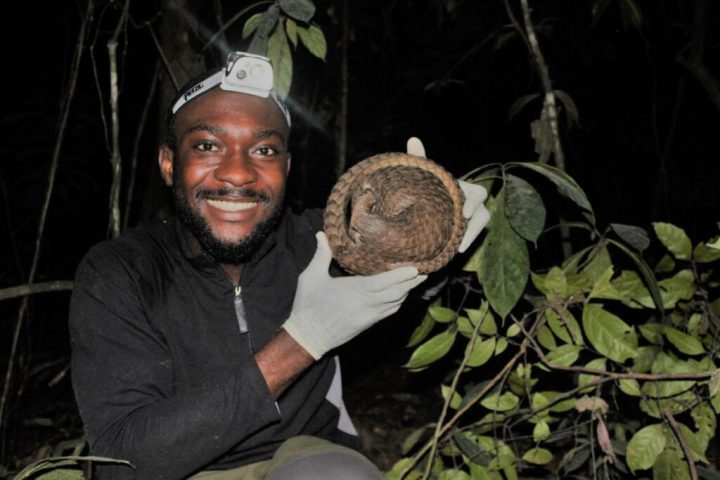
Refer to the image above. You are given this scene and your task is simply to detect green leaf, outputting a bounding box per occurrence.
[639,323,665,345]
[546,308,584,345]
[506,323,521,337]
[664,327,705,355]
[430,305,456,323]
[278,0,316,22]
[386,458,422,480]
[441,384,463,409]
[653,222,692,260]
[401,427,427,455]
[626,423,666,473]
[588,267,624,301]
[510,162,594,220]
[554,89,580,128]
[495,337,508,356]
[642,352,696,398]
[653,449,691,480]
[579,246,613,286]
[453,432,492,466]
[285,17,298,46]
[35,470,85,480]
[693,239,720,263]
[631,346,661,373]
[267,26,293,99]
[578,358,606,393]
[656,254,676,273]
[465,303,497,334]
[522,447,553,465]
[691,403,716,445]
[618,378,642,396]
[712,391,720,414]
[708,236,720,249]
[406,330,457,369]
[504,174,546,243]
[582,303,638,363]
[478,191,529,318]
[463,242,484,272]
[658,269,696,309]
[438,469,471,480]
[540,267,568,300]
[545,344,582,367]
[673,421,709,464]
[533,420,551,442]
[481,391,519,412]
[407,311,435,347]
[537,391,576,413]
[457,316,475,338]
[607,239,664,311]
[508,93,541,121]
[297,24,327,60]
[559,446,591,475]
[242,12,263,39]
[611,223,650,252]
[247,5,280,54]
[536,325,557,351]
[466,337,496,368]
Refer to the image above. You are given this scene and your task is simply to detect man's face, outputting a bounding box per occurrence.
[159,89,291,264]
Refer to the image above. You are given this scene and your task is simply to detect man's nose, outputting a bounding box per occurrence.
[214,149,258,186]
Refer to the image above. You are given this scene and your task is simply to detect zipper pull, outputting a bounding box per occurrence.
[234,286,249,334]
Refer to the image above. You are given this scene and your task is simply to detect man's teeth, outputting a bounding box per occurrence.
[207,199,257,212]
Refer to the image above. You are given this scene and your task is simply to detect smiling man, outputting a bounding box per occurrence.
[69,52,489,480]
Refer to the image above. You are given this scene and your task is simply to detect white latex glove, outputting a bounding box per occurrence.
[283,232,428,359]
[406,137,490,253]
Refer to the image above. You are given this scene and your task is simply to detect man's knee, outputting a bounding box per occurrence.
[266,450,384,480]
[265,436,385,480]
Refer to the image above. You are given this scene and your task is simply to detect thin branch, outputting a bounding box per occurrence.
[664,410,699,480]
[0,281,74,302]
[518,0,564,169]
[0,0,95,446]
[107,0,131,238]
[422,287,475,480]
[399,340,529,479]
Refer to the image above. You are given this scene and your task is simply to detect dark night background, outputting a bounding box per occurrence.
[0,0,719,475]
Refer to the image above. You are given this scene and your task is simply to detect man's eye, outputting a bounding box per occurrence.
[254,146,279,156]
[194,141,218,152]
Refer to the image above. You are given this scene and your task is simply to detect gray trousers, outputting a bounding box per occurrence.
[189,436,385,480]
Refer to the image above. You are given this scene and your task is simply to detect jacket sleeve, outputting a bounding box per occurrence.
[69,245,281,480]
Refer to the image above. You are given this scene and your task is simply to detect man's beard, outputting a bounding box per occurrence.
[172,184,284,264]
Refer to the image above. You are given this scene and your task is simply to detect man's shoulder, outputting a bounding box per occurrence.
[78,217,180,276]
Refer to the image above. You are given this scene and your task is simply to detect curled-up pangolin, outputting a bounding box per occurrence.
[323,153,467,275]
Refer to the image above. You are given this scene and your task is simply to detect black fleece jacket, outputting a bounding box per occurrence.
[69,210,358,480]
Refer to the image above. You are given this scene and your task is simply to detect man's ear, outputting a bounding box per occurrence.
[158,146,174,187]
[286,154,292,176]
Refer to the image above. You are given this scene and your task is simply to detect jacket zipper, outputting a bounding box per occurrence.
[234,285,249,334]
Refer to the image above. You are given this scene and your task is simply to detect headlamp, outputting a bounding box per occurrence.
[171,52,291,127]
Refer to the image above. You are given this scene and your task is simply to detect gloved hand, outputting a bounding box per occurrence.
[283,232,428,359]
[406,137,490,253]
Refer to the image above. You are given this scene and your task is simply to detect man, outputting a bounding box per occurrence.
[69,52,489,479]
